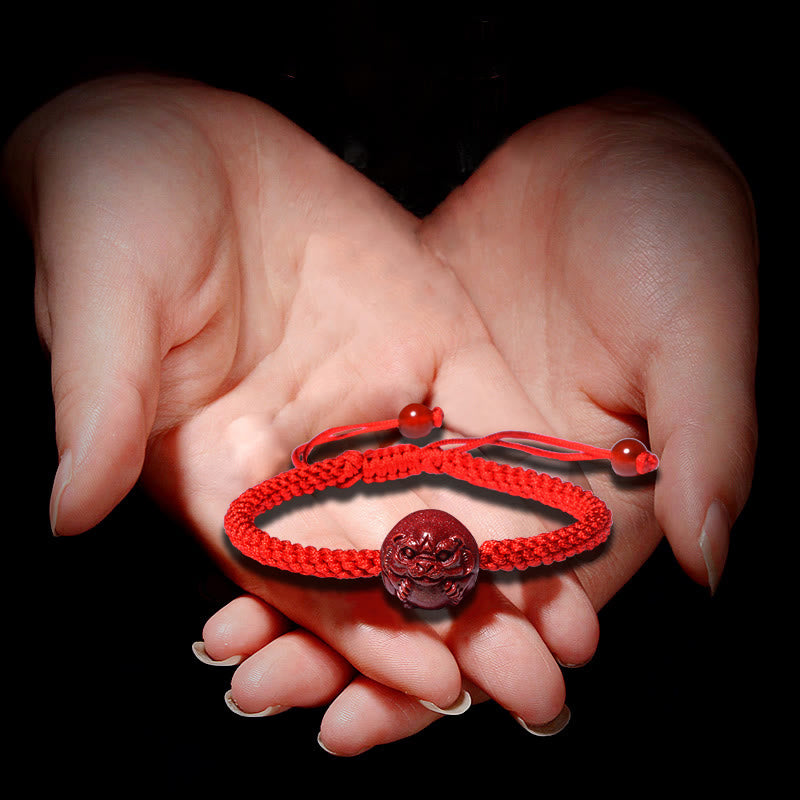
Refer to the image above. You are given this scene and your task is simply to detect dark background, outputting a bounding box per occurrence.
[5,8,785,793]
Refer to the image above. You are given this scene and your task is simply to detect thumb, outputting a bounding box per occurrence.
[39,215,162,537]
[5,84,222,537]
[647,287,758,594]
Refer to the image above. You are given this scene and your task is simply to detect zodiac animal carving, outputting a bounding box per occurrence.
[380,510,480,610]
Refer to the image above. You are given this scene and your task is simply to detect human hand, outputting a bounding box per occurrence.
[420,91,758,606]
[4,77,757,756]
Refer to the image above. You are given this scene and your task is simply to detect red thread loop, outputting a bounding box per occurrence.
[428,430,659,475]
[291,403,444,467]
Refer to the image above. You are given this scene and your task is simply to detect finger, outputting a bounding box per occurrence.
[193,594,293,665]
[227,629,355,715]
[26,127,170,536]
[443,580,567,729]
[505,570,600,668]
[245,578,467,715]
[648,318,758,592]
[318,675,444,757]
[41,222,162,536]
[642,201,759,592]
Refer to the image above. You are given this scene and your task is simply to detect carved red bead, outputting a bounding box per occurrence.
[397,403,435,439]
[380,510,480,610]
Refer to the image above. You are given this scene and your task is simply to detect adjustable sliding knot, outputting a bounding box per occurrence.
[334,450,365,488]
[224,403,658,609]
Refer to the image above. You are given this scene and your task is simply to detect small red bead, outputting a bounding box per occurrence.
[610,438,657,476]
[398,403,435,439]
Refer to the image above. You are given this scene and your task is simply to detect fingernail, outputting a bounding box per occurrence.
[514,704,571,736]
[317,733,348,756]
[191,641,244,667]
[556,658,590,669]
[419,689,472,716]
[50,449,73,535]
[699,499,731,595]
[224,690,289,717]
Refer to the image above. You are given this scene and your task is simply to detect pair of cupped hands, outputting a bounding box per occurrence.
[4,75,758,755]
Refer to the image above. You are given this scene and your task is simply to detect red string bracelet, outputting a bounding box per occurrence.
[224,403,659,610]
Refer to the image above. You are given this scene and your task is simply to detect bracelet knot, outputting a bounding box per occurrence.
[337,450,365,487]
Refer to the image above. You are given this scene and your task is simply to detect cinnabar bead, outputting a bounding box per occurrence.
[380,509,479,610]
[398,403,435,439]
[610,438,657,476]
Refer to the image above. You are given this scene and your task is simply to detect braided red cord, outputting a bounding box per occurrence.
[224,442,614,578]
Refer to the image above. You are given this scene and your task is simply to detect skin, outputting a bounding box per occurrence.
[3,76,758,756]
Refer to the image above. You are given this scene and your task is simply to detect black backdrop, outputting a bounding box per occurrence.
[4,8,784,793]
